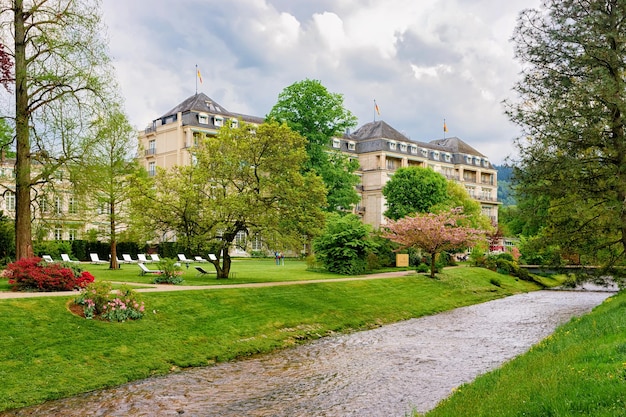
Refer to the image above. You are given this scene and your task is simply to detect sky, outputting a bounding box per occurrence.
[101,0,542,165]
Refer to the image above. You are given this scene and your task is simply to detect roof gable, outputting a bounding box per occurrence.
[160,93,231,118]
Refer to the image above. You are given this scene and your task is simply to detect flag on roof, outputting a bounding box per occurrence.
[197,67,203,84]
[374,100,380,116]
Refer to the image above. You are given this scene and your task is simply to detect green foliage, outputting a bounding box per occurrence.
[33,240,73,259]
[416,263,430,273]
[153,258,184,284]
[506,0,626,273]
[268,79,360,212]
[313,213,375,275]
[75,283,145,321]
[382,167,448,220]
[434,180,493,230]
[0,118,13,157]
[0,211,15,263]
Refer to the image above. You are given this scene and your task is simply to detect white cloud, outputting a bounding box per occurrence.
[99,0,542,164]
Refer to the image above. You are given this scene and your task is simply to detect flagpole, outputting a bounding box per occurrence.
[195,64,198,95]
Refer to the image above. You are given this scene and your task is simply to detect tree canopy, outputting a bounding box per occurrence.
[130,121,327,278]
[506,0,626,272]
[267,79,360,212]
[381,166,449,220]
[385,209,486,278]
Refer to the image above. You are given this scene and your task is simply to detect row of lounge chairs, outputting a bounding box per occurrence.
[41,254,79,263]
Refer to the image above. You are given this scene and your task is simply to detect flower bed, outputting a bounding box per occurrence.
[74,281,145,322]
[3,257,94,292]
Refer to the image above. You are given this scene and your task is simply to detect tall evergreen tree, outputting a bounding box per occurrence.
[507,0,626,273]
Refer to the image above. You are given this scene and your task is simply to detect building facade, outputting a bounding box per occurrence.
[136,93,499,231]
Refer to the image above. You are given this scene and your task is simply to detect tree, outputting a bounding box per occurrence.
[381,166,448,220]
[313,213,375,275]
[267,79,360,212]
[434,181,493,231]
[73,107,138,269]
[384,209,486,278]
[2,0,113,259]
[506,0,626,273]
[131,121,327,279]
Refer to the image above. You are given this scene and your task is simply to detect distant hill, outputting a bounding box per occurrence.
[494,164,516,206]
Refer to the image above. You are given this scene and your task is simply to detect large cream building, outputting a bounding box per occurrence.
[138,93,500,229]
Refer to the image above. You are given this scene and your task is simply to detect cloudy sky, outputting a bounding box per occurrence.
[101,0,541,164]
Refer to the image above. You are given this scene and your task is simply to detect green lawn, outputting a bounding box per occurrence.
[0,263,541,412]
[421,290,626,417]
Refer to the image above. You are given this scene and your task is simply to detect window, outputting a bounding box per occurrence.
[198,113,209,124]
[54,196,62,215]
[348,141,356,151]
[444,153,451,162]
[482,189,493,201]
[388,141,397,150]
[6,191,15,211]
[148,161,156,177]
[214,116,224,127]
[54,228,63,241]
[400,143,407,152]
[231,119,239,128]
[432,151,439,160]
[465,155,472,164]
[251,234,263,251]
[466,186,476,197]
[40,196,48,213]
[235,230,246,249]
[410,145,417,154]
[332,138,341,149]
[68,196,77,214]
[68,228,77,241]
[386,159,397,170]
[482,158,490,167]
[146,140,156,155]
[421,149,428,157]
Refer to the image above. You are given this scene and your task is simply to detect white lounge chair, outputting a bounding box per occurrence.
[177,254,191,262]
[89,253,107,264]
[194,256,207,262]
[149,254,161,262]
[61,253,79,263]
[138,263,162,275]
[109,254,125,264]
[137,254,150,263]
[208,253,217,262]
[42,255,55,263]
[122,254,137,263]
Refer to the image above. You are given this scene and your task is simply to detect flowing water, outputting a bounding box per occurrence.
[3,290,613,417]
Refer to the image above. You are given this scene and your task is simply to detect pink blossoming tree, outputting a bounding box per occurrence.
[384,209,486,278]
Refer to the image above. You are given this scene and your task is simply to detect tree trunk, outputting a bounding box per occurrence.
[109,201,119,269]
[430,251,437,279]
[14,0,34,260]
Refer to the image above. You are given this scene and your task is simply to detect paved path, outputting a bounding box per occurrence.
[0,271,413,299]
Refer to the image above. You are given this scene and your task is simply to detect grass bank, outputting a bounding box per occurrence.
[421,290,626,417]
[0,263,545,412]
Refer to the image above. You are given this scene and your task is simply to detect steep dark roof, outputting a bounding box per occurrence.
[160,92,232,118]
[429,137,485,157]
[349,120,411,142]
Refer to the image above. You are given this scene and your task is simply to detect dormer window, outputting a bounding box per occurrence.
[465,155,472,164]
[214,116,224,127]
[410,145,417,154]
[444,153,451,162]
[482,158,490,167]
[198,113,209,124]
[332,138,341,149]
[348,141,356,151]
[388,141,397,150]
[231,119,239,128]
[421,148,428,157]
[432,151,440,160]
[400,143,407,152]
[473,156,480,165]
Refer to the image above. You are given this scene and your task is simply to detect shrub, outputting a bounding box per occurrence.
[75,283,145,321]
[416,263,430,273]
[153,258,184,284]
[4,257,94,292]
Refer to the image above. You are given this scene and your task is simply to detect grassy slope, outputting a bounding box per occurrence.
[0,264,540,411]
[423,290,626,417]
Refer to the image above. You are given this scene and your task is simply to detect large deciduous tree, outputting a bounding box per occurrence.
[267,79,360,212]
[506,0,626,273]
[381,166,448,220]
[73,107,138,269]
[131,121,327,279]
[385,209,486,278]
[1,0,113,259]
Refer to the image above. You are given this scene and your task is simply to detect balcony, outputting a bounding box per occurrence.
[145,148,157,157]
